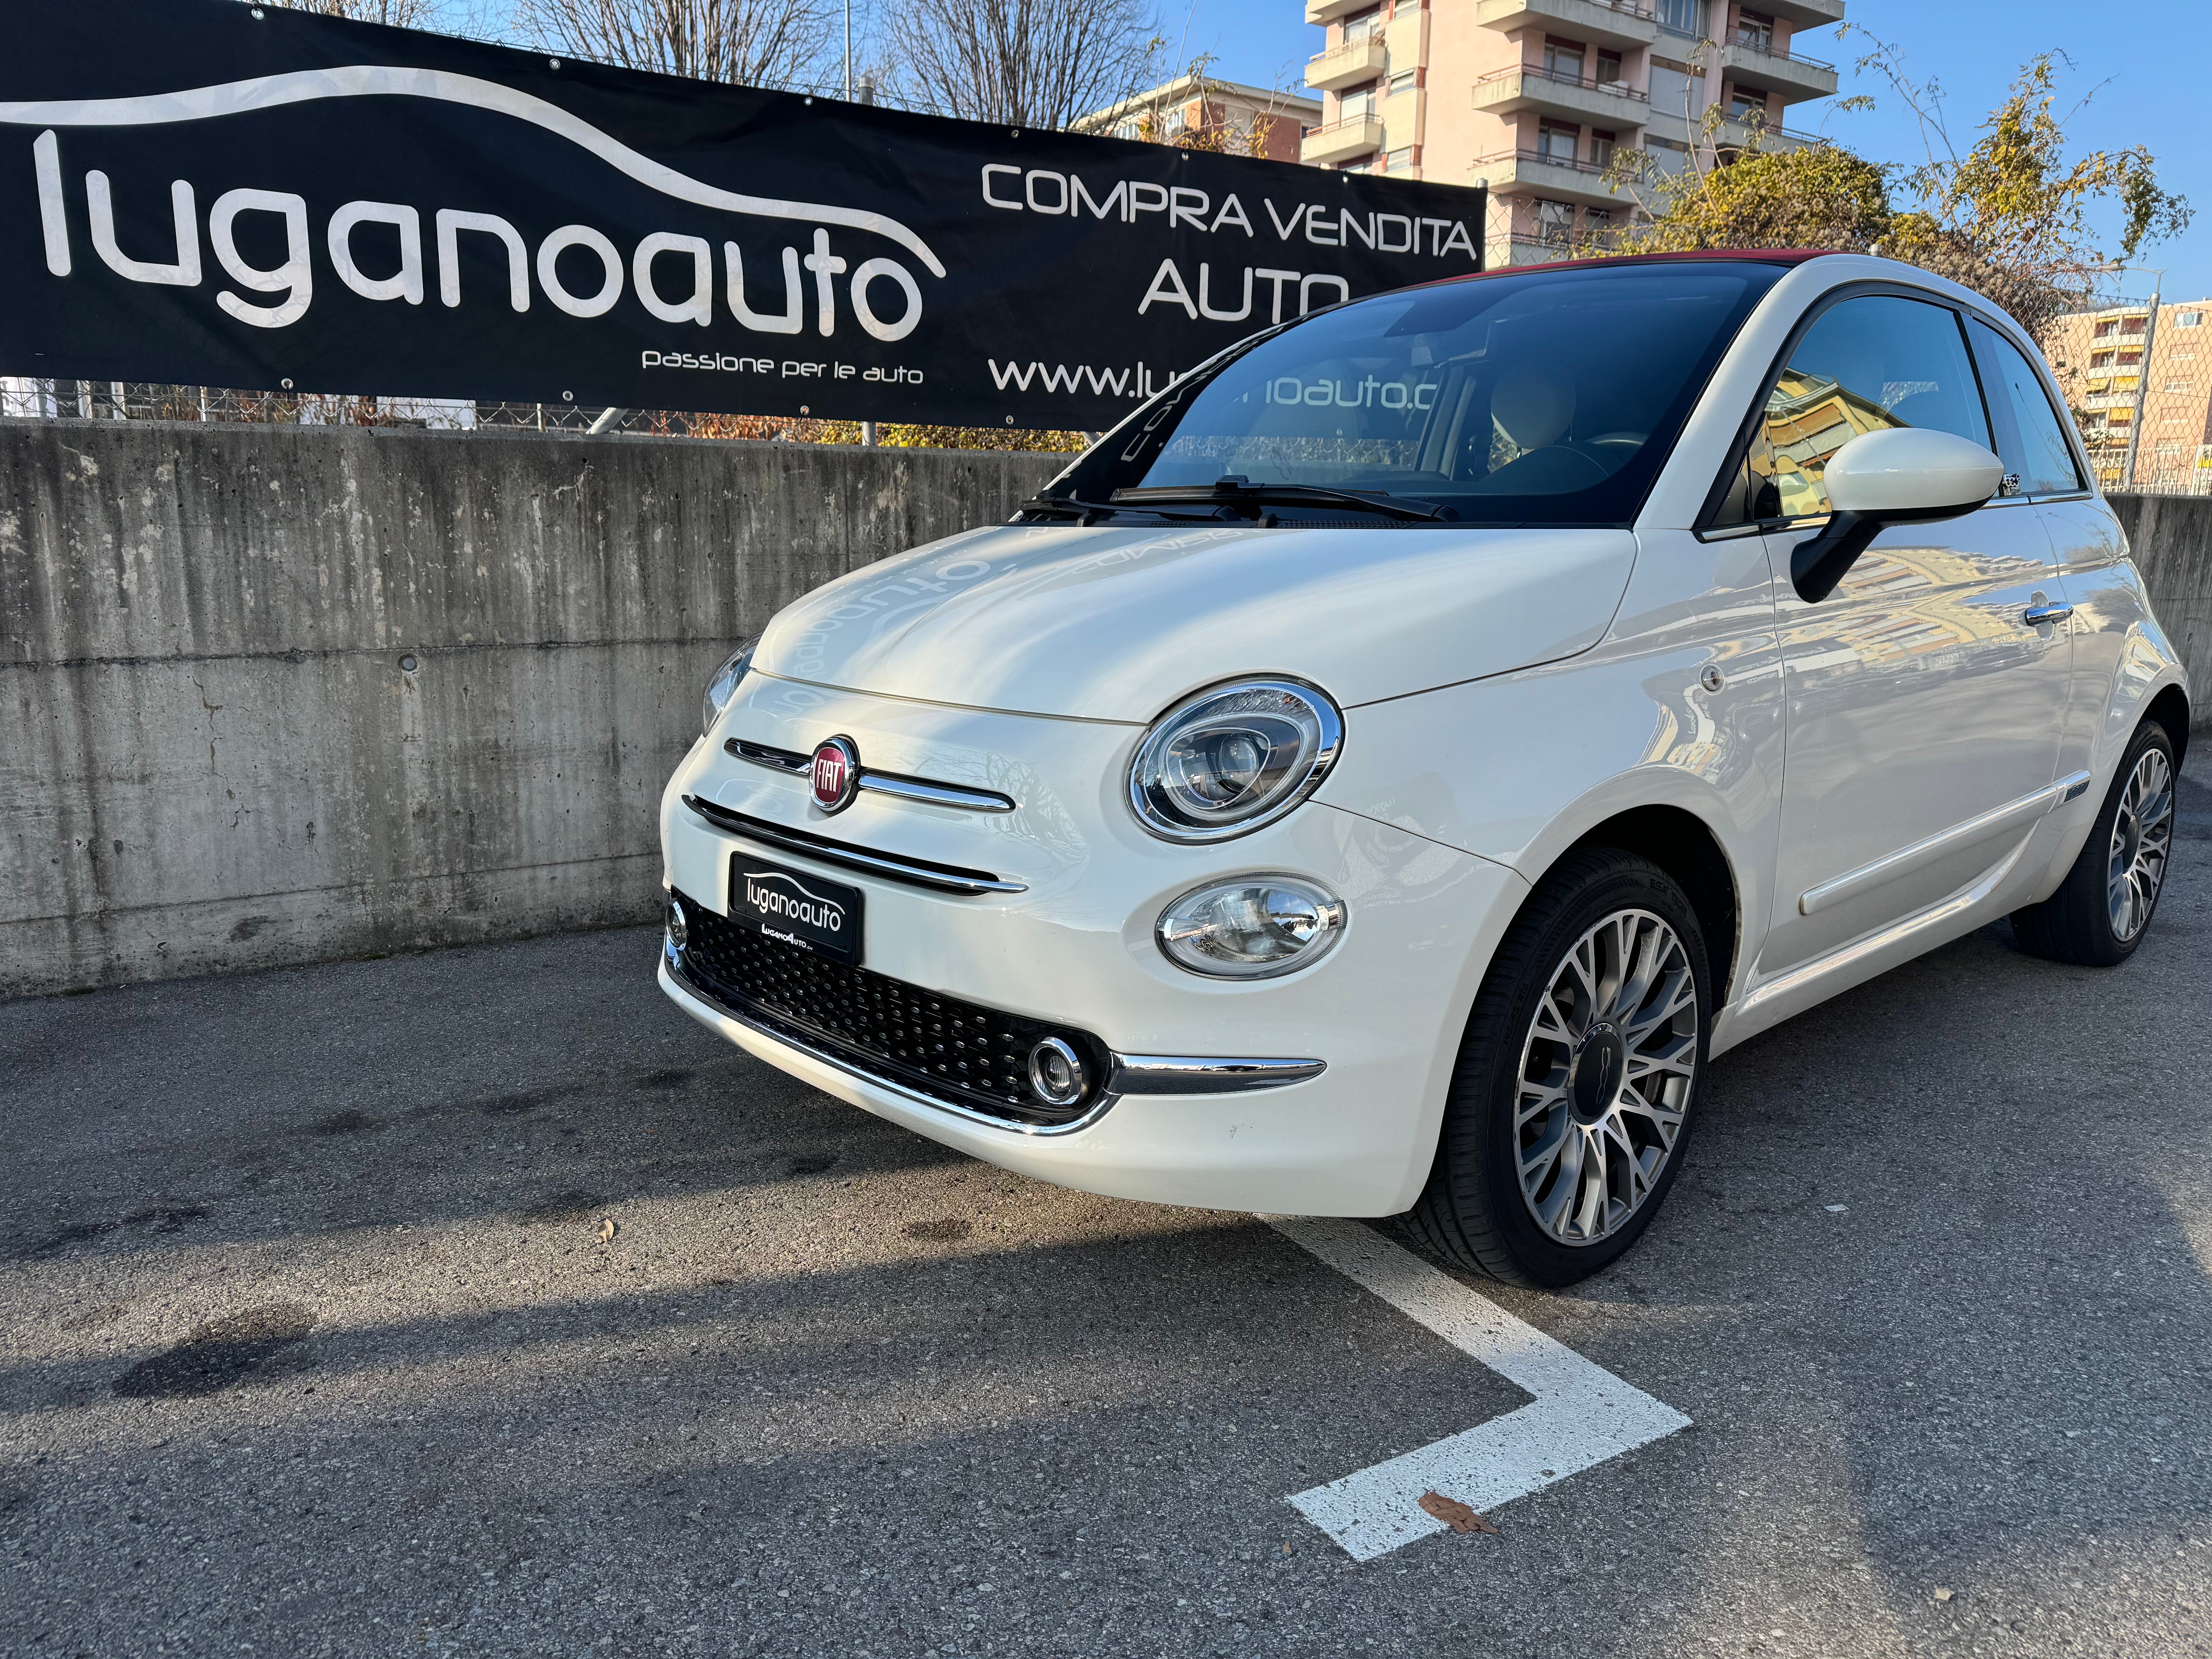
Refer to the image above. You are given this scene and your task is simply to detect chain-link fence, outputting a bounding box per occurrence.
[0,378,1090,452]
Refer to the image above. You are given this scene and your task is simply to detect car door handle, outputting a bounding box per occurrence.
[2022,603,2073,628]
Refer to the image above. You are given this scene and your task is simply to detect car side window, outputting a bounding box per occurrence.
[1714,294,1992,526]
[1966,317,2086,496]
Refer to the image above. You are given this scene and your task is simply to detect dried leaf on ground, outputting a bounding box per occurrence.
[1418,1491,1499,1535]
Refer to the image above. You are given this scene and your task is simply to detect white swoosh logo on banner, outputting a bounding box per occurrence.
[0,65,946,276]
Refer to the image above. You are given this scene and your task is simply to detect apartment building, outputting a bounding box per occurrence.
[2046,300,2212,495]
[1299,0,1845,267]
[1080,73,1322,163]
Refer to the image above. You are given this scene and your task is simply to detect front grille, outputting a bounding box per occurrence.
[670,888,1109,1127]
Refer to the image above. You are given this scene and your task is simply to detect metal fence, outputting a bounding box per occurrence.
[3,378,680,433]
[0,378,1088,451]
[9,364,2207,489]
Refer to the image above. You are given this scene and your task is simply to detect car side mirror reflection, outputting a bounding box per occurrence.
[1789,429,2006,604]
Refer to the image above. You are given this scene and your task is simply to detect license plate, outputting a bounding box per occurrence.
[728,855,864,966]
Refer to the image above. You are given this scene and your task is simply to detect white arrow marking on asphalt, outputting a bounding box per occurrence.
[1269,1216,1691,1561]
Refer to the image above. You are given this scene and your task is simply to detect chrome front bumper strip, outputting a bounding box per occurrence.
[1108,1055,1328,1094]
[663,942,1325,1139]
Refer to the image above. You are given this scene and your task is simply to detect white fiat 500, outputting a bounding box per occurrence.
[659,251,2188,1286]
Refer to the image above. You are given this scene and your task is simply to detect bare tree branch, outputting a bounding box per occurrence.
[882,0,1165,130]
[519,0,839,91]
[273,0,446,26]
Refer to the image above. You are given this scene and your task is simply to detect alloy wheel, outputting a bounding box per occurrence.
[2107,748,2175,943]
[1515,908,1699,1246]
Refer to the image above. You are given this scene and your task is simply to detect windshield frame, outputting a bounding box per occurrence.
[1029,257,1795,530]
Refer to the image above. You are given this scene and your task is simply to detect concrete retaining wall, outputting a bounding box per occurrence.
[1,420,1063,996]
[2112,492,2212,726]
[3,415,2205,996]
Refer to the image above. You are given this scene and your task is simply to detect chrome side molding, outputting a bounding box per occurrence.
[726,738,1017,813]
[1747,832,2038,1017]
[1109,1055,1327,1094]
[1797,771,2092,917]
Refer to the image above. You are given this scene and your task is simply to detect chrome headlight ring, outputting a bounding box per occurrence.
[1127,677,1344,843]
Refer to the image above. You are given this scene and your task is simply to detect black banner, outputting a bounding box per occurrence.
[0,0,1486,428]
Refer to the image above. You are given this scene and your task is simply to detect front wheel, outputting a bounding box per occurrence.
[2012,721,2177,968]
[1408,849,1710,1290]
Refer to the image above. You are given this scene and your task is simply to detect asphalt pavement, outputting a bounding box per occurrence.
[4,753,2210,1659]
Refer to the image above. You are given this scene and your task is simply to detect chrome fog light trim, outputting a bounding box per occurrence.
[1027,1037,1087,1107]
[1156,875,1346,979]
[664,896,689,965]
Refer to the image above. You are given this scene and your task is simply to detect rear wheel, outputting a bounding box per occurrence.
[2012,722,2176,967]
[1408,849,1710,1289]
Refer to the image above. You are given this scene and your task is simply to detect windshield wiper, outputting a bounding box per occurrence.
[1109,478,1450,523]
[1016,493,1228,525]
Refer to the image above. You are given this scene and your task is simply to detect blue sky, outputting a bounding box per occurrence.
[1177,0,2209,304]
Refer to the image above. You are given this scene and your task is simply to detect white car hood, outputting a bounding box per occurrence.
[752,520,1639,721]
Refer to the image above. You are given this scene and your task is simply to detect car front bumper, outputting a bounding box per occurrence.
[658,675,1530,1216]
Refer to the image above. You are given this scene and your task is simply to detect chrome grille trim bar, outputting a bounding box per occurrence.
[728,739,809,775]
[682,795,1028,895]
[860,771,1018,813]
[726,738,1018,813]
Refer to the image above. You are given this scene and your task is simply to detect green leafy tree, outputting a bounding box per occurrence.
[1614,139,1893,255]
[1604,36,2190,339]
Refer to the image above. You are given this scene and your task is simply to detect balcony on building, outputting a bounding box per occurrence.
[1303,113,1386,165]
[1759,0,1846,22]
[1307,35,1389,93]
[1717,38,1839,101]
[1474,62,1651,127]
[1473,0,1659,51]
[1710,111,1826,153]
[1498,222,1630,266]
[1305,0,1376,24]
[1472,146,1630,208]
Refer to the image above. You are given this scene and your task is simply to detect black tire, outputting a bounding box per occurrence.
[2011,721,2177,968]
[1407,848,1711,1290]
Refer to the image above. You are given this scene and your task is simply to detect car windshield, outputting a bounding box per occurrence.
[1037,259,1786,526]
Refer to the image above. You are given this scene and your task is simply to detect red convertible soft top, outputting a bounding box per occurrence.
[1417,248,1840,289]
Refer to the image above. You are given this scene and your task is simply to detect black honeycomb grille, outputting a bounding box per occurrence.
[670,888,1108,1127]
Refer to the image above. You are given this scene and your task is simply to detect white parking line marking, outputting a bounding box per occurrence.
[1268,1216,1691,1561]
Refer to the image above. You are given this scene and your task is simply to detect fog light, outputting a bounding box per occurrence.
[1028,1037,1087,1107]
[1157,876,1345,980]
[665,896,689,965]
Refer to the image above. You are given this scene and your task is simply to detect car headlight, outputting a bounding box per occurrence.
[1127,678,1343,842]
[1157,876,1346,979]
[701,641,755,737]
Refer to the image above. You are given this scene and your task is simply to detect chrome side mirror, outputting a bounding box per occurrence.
[1790,429,2006,604]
